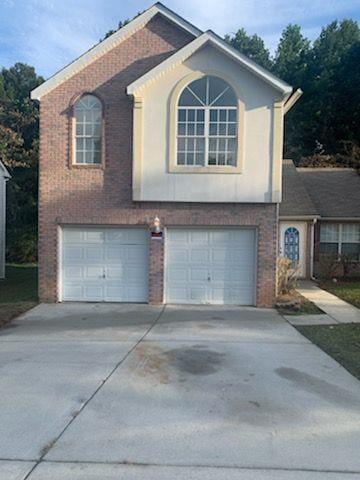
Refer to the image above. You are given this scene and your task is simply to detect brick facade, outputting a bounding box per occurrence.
[38,15,278,307]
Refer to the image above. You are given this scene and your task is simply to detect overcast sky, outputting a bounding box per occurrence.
[1,0,359,78]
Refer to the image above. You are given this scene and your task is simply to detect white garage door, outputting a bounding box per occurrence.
[166,228,256,305]
[61,228,148,302]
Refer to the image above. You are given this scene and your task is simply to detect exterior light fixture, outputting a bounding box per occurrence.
[153,216,161,233]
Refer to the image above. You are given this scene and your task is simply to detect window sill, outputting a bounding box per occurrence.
[169,165,242,174]
[70,163,104,170]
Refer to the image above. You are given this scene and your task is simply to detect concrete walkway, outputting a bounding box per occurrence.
[1,303,360,479]
[297,280,360,324]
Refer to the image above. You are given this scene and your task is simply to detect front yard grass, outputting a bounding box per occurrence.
[296,324,360,380]
[0,265,38,328]
[319,280,360,309]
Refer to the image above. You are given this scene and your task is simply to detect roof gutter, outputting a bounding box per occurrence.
[279,215,320,221]
[284,88,303,114]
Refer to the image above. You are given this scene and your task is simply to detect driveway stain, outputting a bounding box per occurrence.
[275,367,359,408]
[134,344,225,381]
[135,344,170,384]
[165,346,225,375]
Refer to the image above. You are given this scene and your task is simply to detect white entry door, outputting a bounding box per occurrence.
[61,228,148,302]
[279,221,307,277]
[166,228,256,305]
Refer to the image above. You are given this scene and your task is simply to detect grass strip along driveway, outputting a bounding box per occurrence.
[320,280,360,309]
[297,324,360,380]
[0,264,38,328]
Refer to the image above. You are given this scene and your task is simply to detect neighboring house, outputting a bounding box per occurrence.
[31,3,301,307]
[280,160,360,278]
[0,161,10,279]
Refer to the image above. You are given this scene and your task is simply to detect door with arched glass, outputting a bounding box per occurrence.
[284,227,300,262]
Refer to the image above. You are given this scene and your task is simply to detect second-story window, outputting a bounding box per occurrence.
[74,94,102,165]
[177,75,238,168]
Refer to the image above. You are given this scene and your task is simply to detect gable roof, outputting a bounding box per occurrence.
[127,30,292,96]
[298,168,360,219]
[281,161,360,219]
[31,3,202,101]
[0,161,10,179]
[280,160,318,218]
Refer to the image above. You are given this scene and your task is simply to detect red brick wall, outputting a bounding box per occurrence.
[38,15,278,307]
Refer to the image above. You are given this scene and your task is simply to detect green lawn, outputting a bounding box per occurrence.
[297,324,360,380]
[0,265,38,327]
[320,280,360,309]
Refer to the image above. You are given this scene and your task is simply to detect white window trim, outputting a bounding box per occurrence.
[168,71,245,174]
[71,94,104,167]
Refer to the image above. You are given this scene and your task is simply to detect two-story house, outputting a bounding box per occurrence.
[31,3,301,307]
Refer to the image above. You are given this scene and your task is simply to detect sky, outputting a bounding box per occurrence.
[0,0,359,78]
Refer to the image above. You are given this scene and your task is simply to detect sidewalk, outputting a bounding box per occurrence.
[295,280,360,324]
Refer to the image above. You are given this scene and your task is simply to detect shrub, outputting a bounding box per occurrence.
[6,228,37,263]
[277,256,300,294]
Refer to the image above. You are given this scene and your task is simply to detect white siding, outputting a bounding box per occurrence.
[137,45,280,203]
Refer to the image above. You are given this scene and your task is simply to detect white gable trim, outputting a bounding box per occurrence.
[127,31,292,96]
[0,161,10,179]
[31,3,201,101]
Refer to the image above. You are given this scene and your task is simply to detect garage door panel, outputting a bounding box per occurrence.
[126,266,147,283]
[63,266,83,280]
[189,231,209,244]
[85,266,102,280]
[190,268,208,281]
[166,228,256,305]
[61,228,148,302]
[84,285,103,300]
[63,245,84,262]
[105,245,125,261]
[85,246,103,262]
[127,246,148,263]
[190,249,210,263]
[168,267,188,282]
[63,284,84,300]
[168,249,188,263]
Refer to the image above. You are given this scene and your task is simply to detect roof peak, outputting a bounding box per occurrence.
[31,3,202,100]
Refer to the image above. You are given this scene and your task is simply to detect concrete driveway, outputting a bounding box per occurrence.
[1,304,360,480]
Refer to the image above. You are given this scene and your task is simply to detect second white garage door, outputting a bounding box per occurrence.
[166,228,256,305]
[61,228,148,302]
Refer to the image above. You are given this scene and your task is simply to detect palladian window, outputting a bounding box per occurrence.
[177,75,238,168]
[74,94,102,165]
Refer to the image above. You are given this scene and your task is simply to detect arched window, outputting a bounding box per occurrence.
[74,94,102,164]
[284,227,300,262]
[177,75,237,168]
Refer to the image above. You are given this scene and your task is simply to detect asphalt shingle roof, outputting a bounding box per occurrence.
[280,160,318,217]
[281,160,360,218]
[298,167,360,218]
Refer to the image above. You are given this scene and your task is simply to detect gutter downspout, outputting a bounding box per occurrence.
[310,218,317,280]
[284,88,303,114]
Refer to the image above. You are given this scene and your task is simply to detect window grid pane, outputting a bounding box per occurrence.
[177,76,238,168]
[341,224,360,243]
[320,224,339,242]
[74,95,102,165]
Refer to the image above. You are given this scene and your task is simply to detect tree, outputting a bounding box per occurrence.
[225,29,272,69]
[273,24,310,86]
[100,19,130,41]
[301,20,360,154]
[0,63,43,262]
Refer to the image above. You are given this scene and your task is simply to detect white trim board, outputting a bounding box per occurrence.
[127,31,292,96]
[31,2,202,101]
